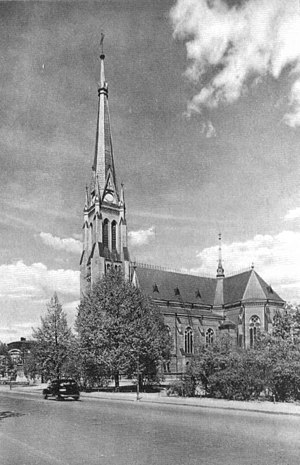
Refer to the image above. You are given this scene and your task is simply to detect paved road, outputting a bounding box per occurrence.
[0,391,299,465]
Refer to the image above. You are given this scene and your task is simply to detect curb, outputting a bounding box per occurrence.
[83,393,300,416]
[2,387,300,417]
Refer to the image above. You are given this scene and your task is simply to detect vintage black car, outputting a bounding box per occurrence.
[42,378,80,401]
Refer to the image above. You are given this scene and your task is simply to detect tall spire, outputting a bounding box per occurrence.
[216,233,225,278]
[92,35,118,200]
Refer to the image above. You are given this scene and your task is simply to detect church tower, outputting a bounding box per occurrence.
[80,45,130,296]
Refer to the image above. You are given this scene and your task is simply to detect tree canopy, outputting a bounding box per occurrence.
[76,270,172,388]
[31,293,77,381]
[184,308,300,401]
[0,342,14,379]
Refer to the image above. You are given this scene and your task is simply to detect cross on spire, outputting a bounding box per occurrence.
[100,32,105,58]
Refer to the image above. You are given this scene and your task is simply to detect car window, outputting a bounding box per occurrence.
[60,380,76,386]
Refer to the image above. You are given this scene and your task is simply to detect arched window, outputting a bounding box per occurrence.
[102,219,109,249]
[111,221,117,250]
[163,361,171,373]
[9,349,21,363]
[185,327,193,354]
[206,328,214,346]
[249,315,260,348]
[89,223,93,245]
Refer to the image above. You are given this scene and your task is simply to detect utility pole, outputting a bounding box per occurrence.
[136,357,140,401]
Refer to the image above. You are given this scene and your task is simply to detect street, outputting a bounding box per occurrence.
[0,391,299,465]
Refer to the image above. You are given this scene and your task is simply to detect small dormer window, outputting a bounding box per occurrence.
[195,289,201,299]
[174,286,180,296]
[267,285,273,294]
[152,283,159,293]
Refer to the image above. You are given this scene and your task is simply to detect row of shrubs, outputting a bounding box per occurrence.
[167,332,300,402]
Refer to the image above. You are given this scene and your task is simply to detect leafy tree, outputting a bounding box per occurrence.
[174,307,300,401]
[187,333,233,396]
[188,334,271,400]
[23,351,40,381]
[272,309,293,340]
[0,342,14,379]
[76,270,172,389]
[31,293,78,381]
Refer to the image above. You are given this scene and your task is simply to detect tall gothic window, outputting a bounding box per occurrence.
[111,221,117,251]
[206,328,214,346]
[103,219,109,249]
[185,327,193,354]
[249,315,260,348]
[89,223,93,245]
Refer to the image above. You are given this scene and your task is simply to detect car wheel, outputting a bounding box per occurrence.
[56,395,62,401]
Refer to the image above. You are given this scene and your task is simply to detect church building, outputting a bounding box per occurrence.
[80,50,285,376]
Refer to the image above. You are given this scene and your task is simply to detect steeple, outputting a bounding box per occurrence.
[92,35,118,201]
[216,233,225,278]
[80,40,130,296]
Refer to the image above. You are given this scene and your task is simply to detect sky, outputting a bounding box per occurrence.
[1,0,300,342]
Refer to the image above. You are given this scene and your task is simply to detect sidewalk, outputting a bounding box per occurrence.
[2,384,300,417]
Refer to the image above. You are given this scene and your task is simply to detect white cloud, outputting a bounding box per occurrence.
[192,230,300,301]
[39,232,82,254]
[72,233,82,241]
[0,261,79,301]
[284,207,300,221]
[170,0,300,126]
[129,226,155,246]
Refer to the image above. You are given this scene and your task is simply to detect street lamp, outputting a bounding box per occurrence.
[136,357,140,401]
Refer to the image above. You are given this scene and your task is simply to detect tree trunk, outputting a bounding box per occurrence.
[138,374,143,393]
[114,372,119,391]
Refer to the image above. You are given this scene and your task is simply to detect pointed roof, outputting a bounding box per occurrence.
[243,271,266,300]
[92,51,118,198]
[133,264,284,309]
[223,269,284,305]
[223,270,252,304]
[134,265,216,306]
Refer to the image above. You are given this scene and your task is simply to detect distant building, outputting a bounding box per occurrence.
[80,50,285,376]
[8,337,33,381]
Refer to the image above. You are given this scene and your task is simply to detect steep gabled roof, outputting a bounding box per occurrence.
[223,269,284,305]
[134,265,284,307]
[134,265,216,306]
[223,270,252,304]
[254,271,283,302]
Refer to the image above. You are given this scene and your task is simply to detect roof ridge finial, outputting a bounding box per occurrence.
[216,233,225,278]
